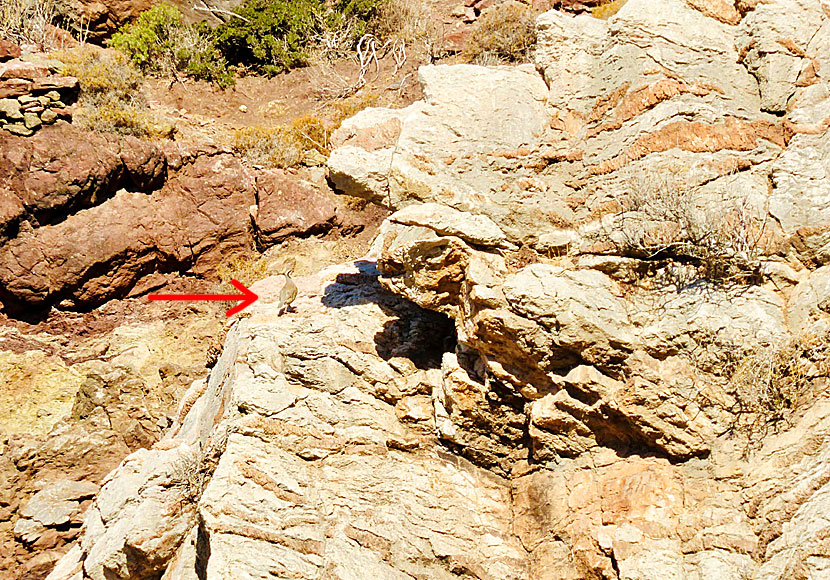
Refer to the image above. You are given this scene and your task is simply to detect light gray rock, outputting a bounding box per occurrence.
[389,203,510,248]
[21,479,99,527]
[13,517,48,544]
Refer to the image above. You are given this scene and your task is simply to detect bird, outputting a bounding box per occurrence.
[278,267,297,315]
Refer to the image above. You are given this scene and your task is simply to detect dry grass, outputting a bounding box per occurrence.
[463,1,537,65]
[605,169,770,287]
[0,0,60,50]
[718,330,830,438]
[53,46,173,138]
[232,92,377,168]
[591,0,629,19]
[216,252,271,293]
[371,0,444,60]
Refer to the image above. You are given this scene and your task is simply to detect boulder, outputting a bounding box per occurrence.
[0,123,166,239]
[21,480,99,527]
[253,171,337,245]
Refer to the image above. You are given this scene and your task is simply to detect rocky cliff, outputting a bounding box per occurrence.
[46,0,830,578]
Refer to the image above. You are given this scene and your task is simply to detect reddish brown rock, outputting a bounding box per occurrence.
[0,122,166,237]
[0,61,49,81]
[0,79,32,99]
[71,0,158,40]
[31,75,80,100]
[0,154,256,311]
[0,41,22,62]
[442,30,471,54]
[254,172,337,245]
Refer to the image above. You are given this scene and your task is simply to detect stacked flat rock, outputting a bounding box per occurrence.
[0,44,78,137]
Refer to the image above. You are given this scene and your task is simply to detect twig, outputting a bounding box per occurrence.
[192,4,251,23]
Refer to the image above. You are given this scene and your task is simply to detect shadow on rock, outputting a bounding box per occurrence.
[322,259,455,370]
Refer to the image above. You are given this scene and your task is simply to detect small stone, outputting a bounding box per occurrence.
[18,95,37,104]
[4,122,33,136]
[44,90,61,101]
[14,518,47,544]
[301,148,327,166]
[0,97,23,120]
[23,112,42,130]
[239,104,248,113]
[41,109,58,124]
[21,103,44,113]
[37,95,50,106]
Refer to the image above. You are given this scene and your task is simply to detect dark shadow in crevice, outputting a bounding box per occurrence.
[321,259,456,371]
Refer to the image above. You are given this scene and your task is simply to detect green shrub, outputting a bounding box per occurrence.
[463,1,537,65]
[215,0,385,75]
[110,3,233,87]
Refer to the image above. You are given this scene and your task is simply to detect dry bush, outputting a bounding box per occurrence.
[216,252,270,293]
[169,450,209,503]
[720,330,830,437]
[0,0,60,49]
[54,46,173,137]
[463,1,537,65]
[591,0,628,19]
[371,0,444,60]
[232,125,312,168]
[169,431,230,504]
[232,93,377,168]
[608,170,770,286]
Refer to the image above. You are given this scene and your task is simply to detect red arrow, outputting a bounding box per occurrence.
[148,279,258,317]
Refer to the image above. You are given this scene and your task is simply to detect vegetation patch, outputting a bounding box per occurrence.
[215,0,386,75]
[717,330,830,439]
[216,252,272,293]
[54,46,173,138]
[110,3,234,87]
[603,170,773,288]
[591,0,629,19]
[1,0,61,49]
[463,1,537,65]
[232,92,377,168]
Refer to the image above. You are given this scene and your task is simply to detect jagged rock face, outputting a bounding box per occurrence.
[47,264,531,580]
[325,0,830,576]
[0,124,345,313]
[47,0,830,578]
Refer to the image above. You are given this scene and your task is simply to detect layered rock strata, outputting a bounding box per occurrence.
[46,0,830,578]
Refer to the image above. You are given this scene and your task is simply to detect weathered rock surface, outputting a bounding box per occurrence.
[320,0,830,576]
[0,123,164,241]
[40,0,830,578]
[0,294,227,578]
[0,124,371,314]
[253,171,337,245]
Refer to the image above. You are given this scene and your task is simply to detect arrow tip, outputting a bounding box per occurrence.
[226,279,258,316]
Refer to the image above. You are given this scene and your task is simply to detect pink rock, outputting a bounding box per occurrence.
[0,79,33,99]
[0,40,22,62]
[0,61,49,81]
